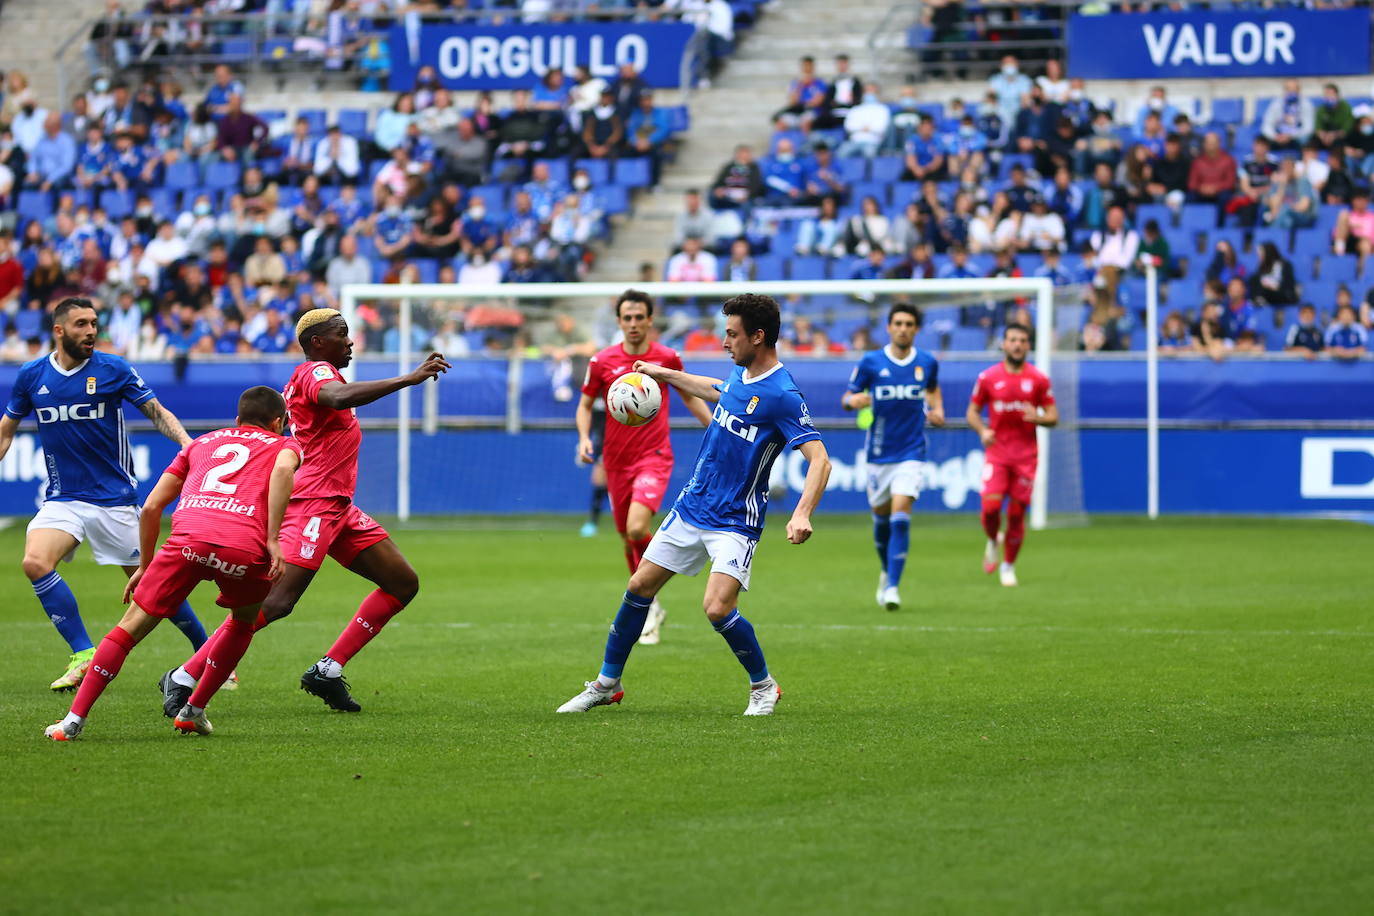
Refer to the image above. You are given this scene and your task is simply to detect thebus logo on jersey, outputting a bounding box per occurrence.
[712,404,760,442]
[873,384,925,401]
[34,402,107,424]
[179,546,248,578]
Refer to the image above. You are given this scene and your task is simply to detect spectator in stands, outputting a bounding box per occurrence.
[371,188,413,261]
[988,55,1031,125]
[1295,140,1330,200]
[495,89,551,162]
[1261,79,1315,151]
[945,113,988,179]
[1011,86,1054,163]
[625,90,672,184]
[722,237,756,283]
[902,117,946,182]
[1219,277,1258,343]
[580,88,623,160]
[25,112,76,192]
[1018,197,1064,252]
[683,316,720,353]
[1149,133,1191,209]
[216,95,269,163]
[1315,83,1354,151]
[796,195,844,257]
[816,54,862,129]
[181,102,218,172]
[938,243,978,280]
[533,69,571,113]
[837,83,891,159]
[710,143,763,211]
[887,200,925,256]
[523,161,567,221]
[204,65,246,120]
[1332,187,1374,271]
[1155,310,1192,353]
[1263,157,1317,230]
[1134,218,1172,277]
[313,124,362,186]
[1036,59,1069,105]
[672,188,712,250]
[1285,303,1325,359]
[75,125,113,192]
[374,93,417,154]
[968,194,1012,254]
[843,194,889,256]
[889,241,936,281]
[761,137,809,205]
[504,245,556,284]
[1075,109,1122,177]
[776,56,827,127]
[1248,242,1297,308]
[1088,204,1137,315]
[435,117,488,186]
[325,233,371,296]
[243,235,286,287]
[1040,115,1079,178]
[1187,132,1237,223]
[411,196,462,260]
[1118,144,1155,206]
[849,246,888,296]
[665,234,717,283]
[806,143,848,205]
[279,116,315,186]
[1078,162,1124,232]
[0,230,21,312]
[1132,86,1178,137]
[1225,135,1277,227]
[1325,303,1368,359]
[1042,167,1081,230]
[1033,246,1075,287]
[1205,238,1245,286]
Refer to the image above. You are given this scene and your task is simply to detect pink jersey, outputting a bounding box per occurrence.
[166,426,303,553]
[582,341,684,471]
[970,361,1055,466]
[284,360,361,500]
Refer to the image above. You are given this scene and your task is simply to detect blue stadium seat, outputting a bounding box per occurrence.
[70,188,96,210]
[787,257,828,281]
[205,160,242,191]
[754,253,786,279]
[851,181,889,208]
[1252,227,1289,253]
[262,39,293,63]
[99,189,134,219]
[1211,97,1244,126]
[17,190,50,224]
[598,185,630,215]
[950,328,988,351]
[614,157,652,188]
[277,186,303,208]
[1302,278,1338,306]
[412,258,439,283]
[1252,97,1275,127]
[469,184,508,212]
[1135,203,1171,230]
[1180,204,1216,232]
[1000,153,1033,178]
[1293,231,1330,264]
[574,159,611,186]
[837,158,868,183]
[148,188,177,220]
[337,108,370,137]
[1315,204,1342,237]
[257,109,287,126]
[218,38,254,62]
[164,159,200,191]
[297,109,328,136]
[1321,258,1358,285]
[666,105,690,133]
[535,158,570,185]
[871,156,904,183]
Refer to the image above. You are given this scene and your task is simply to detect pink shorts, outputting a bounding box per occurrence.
[133,537,273,617]
[279,496,390,571]
[607,458,673,533]
[982,460,1036,506]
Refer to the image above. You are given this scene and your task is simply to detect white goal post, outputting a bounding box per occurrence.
[340,276,1141,529]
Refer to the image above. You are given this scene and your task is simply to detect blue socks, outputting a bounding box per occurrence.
[872,513,891,568]
[33,571,92,653]
[599,590,652,681]
[713,610,769,683]
[887,511,911,589]
[169,601,208,648]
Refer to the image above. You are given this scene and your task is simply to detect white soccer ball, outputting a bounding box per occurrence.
[606,372,663,427]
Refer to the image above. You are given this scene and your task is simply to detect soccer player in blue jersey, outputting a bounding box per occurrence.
[557,294,832,717]
[0,297,208,690]
[842,304,944,611]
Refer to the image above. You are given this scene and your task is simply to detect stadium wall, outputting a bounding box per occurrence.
[0,359,1368,517]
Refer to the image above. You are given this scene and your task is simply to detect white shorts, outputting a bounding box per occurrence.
[866,460,928,509]
[28,500,141,567]
[641,509,759,590]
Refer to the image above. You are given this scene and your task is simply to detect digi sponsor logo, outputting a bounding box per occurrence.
[1300,438,1374,499]
[180,546,249,578]
[873,384,925,401]
[712,404,759,442]
[35,402,107,424]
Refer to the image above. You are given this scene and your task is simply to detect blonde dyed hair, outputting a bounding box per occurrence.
[295,308,342,339]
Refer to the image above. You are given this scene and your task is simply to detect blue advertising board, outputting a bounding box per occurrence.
[1067,9,1371,80]
[388,22,697,91]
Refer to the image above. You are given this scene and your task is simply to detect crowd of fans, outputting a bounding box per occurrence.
[0,55,693,361]
[663,54,1373,359]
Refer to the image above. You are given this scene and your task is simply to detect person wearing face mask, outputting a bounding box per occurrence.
[371,189,414,262]
[11,90,48,156]
[1261,78,1315,151]
[988,55,1030,126]
[941,114,988,180]
[461,198,499,260]
[1133,86,1178,137]
[1315,83,1354,151]
[838,83,891,159]
[762,137,810,205]
[174,194,218,257]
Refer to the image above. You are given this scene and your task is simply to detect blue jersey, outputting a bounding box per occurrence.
[4,352,157,507]
[847,345,940,463]
[673,363,822,539]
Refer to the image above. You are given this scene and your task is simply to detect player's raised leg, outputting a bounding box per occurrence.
[22,527,95,691]
[701,571,780,716]
[301,538,417,712]
[174,603,264,735]
[624,499,668,644]
[45,605,161,741]
[557,559,675,712]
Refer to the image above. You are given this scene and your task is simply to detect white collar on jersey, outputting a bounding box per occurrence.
[47,352,91,377]
[883,344,918,367]
[741,361,785,385]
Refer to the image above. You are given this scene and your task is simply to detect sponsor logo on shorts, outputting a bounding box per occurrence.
[299,544,317,559]
[180,546,248,578]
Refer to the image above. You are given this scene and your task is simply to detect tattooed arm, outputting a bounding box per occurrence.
[138,398,193,447]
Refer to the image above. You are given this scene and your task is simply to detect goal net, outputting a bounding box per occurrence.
[338,277,1093,530]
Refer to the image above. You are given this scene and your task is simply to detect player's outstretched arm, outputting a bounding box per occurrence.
[966,400,994,447]
[316,353,452,410]
[138,398,193,447]
[841,390,871,411]
[632,361,722,404]
[0,414,19,462]
[124,471,185,605]
[786,439,831,545]
[680,391,714,427]
[266,448,302,580]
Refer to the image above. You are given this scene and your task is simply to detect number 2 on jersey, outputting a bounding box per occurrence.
[201,444,251,495]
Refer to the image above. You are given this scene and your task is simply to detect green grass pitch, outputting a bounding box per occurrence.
[1,515,1371,914]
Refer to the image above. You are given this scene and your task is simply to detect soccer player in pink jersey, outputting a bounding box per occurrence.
[159,309,449,715]
[44,386,302,741]
[577,290,712,644]
[966,323,1058,587]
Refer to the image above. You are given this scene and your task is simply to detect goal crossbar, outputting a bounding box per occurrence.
[341,277,1057,525]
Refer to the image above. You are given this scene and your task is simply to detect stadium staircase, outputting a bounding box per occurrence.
[0,0,91,106]
[587,0,902,282]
